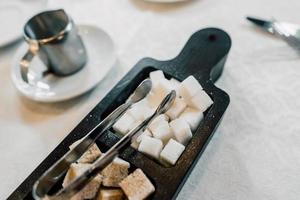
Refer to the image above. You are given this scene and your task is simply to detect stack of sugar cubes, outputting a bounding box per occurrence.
[113,70,213,166]
[63,141,155,200]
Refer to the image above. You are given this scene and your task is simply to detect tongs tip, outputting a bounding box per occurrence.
[127,79,152,104]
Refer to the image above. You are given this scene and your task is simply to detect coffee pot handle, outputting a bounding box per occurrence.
[20,42,39,83]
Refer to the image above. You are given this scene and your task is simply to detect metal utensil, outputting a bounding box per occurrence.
[32,79,152,199]
[246,16,300,52]
[21,9,87,83]
[46,90,176,200]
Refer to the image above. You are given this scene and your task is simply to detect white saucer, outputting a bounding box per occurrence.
[11,25,116,102]
[0,0,47,47]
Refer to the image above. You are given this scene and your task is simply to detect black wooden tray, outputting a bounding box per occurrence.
[8,28,231,200]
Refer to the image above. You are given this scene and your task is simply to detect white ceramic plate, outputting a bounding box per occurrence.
[0,0,47,47]
[11,25,116,102]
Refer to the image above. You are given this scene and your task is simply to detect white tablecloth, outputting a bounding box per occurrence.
[1,0,300,199]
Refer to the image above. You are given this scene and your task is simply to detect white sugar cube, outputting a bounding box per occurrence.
[150,70,165,80]
[136,129,152,143]
[178,76,202,99]
[142,106,155,120]
[169,78,181,92]
[127,100,147,121]
[162,114,170,121]
[160,139,185,165]
[154,78,173,95]
[127,99,154,121]
[151,76,171,96]
[146,91,164,108]
[138,136,163,159]
[151,120,173,144]
[131,129,152,149]
[170,78,180,87]
[150,70,165,88]
[113,112,136,135]
[147,79,173,109]
[128,107,155,123]
[129,119,143,132]
[165,97,187,120]
[179,107,204,131]
[148,114,169,131]
[170,118,192,145]
[187,90,213,112]
[119,169,155,200]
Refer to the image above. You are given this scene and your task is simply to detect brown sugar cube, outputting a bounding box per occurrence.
[119,168,155,200]
[101,157,130,187]
[96,188,124,200]
[62,163,102,200]
[77,144,102,163]
[69,140,102,163]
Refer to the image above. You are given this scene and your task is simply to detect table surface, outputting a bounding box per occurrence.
[1,0,300,199]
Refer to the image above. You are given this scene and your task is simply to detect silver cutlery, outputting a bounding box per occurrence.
[32,78,153,199]
[247,16,300,52]
[47,90,176,200]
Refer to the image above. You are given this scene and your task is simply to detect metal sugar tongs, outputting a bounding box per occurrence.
[32,78,176,200]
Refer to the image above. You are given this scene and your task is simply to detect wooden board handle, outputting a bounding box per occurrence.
[172,28,231,82]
